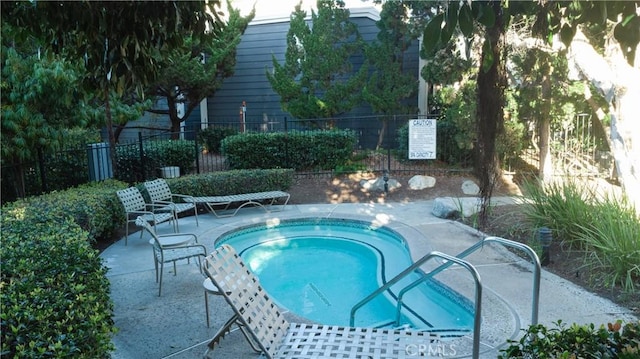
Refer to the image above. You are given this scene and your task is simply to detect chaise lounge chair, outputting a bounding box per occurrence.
[201,244,443,359]
[185,190,290,218]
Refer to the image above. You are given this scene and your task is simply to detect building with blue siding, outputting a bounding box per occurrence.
[190,6,421,132]
[123,5,423,142]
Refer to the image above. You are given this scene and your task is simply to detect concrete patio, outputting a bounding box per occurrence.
[101,199,638,358]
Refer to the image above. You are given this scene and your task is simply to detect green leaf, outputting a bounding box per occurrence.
[559,24,576,48]
[445,1,459,29]
[475,3,495,28]
[422,13,444,55]
[459,3,474,38]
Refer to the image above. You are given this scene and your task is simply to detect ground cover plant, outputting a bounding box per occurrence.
[499,320,640,358]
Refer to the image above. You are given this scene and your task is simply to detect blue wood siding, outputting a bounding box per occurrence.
[195,10,419,132]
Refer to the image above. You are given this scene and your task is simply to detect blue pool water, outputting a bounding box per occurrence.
[216,218,473,333]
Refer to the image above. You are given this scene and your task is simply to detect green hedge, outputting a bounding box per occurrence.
[221,130,357,171]
[4,180,128,242]
[1,211,116,358]
[0,180,128,357]
[166,168,294,196]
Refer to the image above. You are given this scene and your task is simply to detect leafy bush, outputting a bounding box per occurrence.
[115,140,195,184]
[499,320,640,358]
[221,130,357,171]
[198,127,238,154]
[1,212,116,358]
[167,168,294,196]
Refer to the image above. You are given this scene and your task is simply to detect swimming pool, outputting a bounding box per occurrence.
[215,217,474,333]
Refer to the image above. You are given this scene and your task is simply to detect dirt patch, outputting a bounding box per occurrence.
[287,172,521,205]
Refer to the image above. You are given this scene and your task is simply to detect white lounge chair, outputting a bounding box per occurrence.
[185,190,290,217]
[201,244,442,359]
[136,217,206,296]
[143,178,199,230]
[116,186,176,245]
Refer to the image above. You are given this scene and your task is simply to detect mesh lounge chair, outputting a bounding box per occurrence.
[201,244,441,359]
[143,178,199,230]
[116,186,176,245]
[136,217,207,296]
[185,190,290,218]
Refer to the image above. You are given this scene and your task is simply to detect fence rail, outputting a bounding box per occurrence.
[1,115,612,204]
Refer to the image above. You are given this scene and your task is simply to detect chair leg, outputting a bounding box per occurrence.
[205,290,210,328]
[153,254,159,283]
[125,220,130,246]
[158,261,164,296]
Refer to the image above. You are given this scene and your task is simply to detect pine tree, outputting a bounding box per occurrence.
[267,0,367,121]
[363,1,418,148]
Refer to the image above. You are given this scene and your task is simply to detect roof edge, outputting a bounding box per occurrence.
[248,6,380,26]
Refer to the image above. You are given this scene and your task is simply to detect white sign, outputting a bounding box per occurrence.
[408,119,437,159]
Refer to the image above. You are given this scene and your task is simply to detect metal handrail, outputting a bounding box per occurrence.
[349,236,541,359]
[349,251,483,359]
[399,236,540,326]
[393,236,541,329]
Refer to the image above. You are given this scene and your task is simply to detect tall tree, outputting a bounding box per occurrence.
[147,1,255,139]
[0,37,95,197]
[363,1,418,149]
[267,0,367,121]
[2,1,223,175]
[421,0,640,223]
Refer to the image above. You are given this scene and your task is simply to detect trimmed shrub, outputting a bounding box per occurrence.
[167,168,294,196]
[3,179,128,242]
[221,130,357,171]
[1,214,116,358]
[499,320,640,358]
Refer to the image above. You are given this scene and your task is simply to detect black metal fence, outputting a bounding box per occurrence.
[1,114,613,204]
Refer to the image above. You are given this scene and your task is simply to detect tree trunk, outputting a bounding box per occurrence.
[105,87,118,178]
[376,118,388,150]
[475,3,506,227]
[167,95,181,140]
[568,29,640,210]
[539,71,553,182]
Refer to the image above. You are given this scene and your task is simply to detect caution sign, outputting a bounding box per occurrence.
[408,119,437,159]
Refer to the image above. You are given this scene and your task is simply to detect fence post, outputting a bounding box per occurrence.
[138,132,145,181]
[37,146,48,193]
[194,127,201,174]
[283,117,289,169]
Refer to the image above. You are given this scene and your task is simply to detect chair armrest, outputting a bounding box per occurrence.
[163,243,207,254]
[157,233,199,247]
[145,202,175,212]
[126,210,154,219]
[170,194,195,203]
